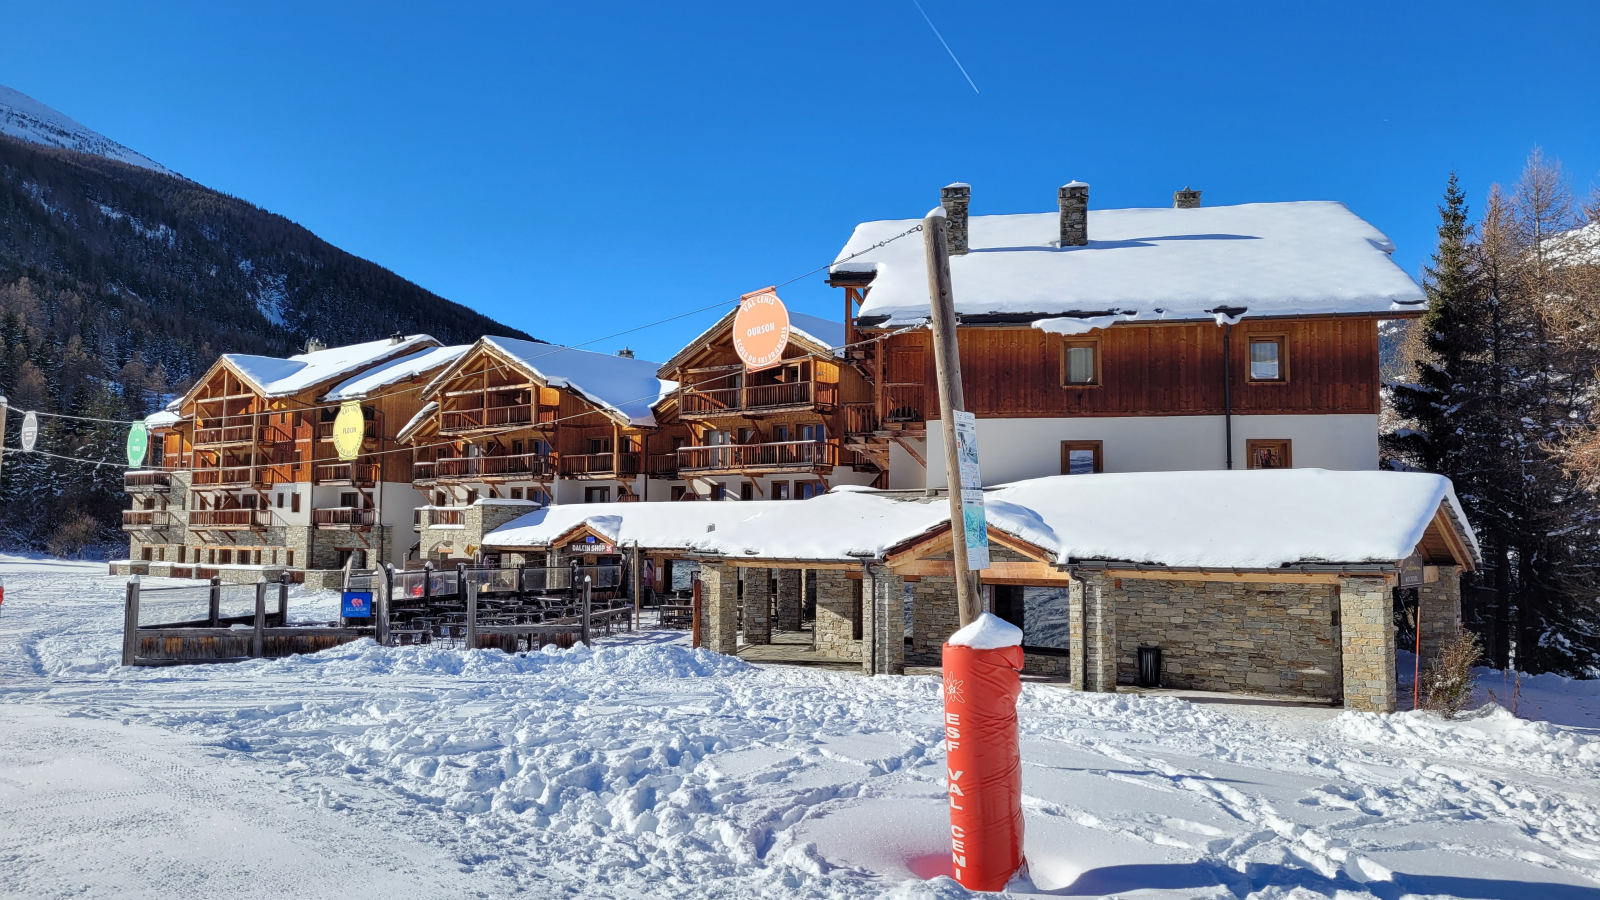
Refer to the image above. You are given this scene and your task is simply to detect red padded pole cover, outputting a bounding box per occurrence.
[942,641,1025,891]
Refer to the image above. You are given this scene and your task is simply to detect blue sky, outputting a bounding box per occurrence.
[4,2,1598,361]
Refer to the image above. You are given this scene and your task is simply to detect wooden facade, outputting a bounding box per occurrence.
[655,309,877,494]
[406,340,687,504]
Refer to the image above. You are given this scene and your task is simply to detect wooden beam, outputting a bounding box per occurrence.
[1430,503,1476,572]
[892,436,926,469]
[1091,568,1360,585]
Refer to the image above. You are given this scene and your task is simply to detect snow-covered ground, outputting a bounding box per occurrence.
[3,555,1600,899]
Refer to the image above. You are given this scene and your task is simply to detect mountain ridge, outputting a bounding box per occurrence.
[0,84,176,177]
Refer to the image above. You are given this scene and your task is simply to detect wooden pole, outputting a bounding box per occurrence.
[581,575,593,647]
[252,577,266,658]
[691,575,702,649]
[923,208,982,626]
[208,575,221,627]
[278,572,289,627]
[631,543,642,630]
[121,576,140,666]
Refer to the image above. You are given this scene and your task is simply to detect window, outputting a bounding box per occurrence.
[340,491,359,508]
[510,488,523,500]
[286,549,295,568]
[1247,336,1287,382]
[585,486,610,503]
[798,482,821,500]
[436,491,446,506]
[466,489,479,504]
[773,425,790,443]
[800,423,825,442]
[512,440,523,456]
[1061,339,1100,386]
[1060,440,1104,475]
[218,549,232,565]
[671,486,688,501]
[291,493,301,513]
[141,545,153,561]
[1246,439,1292,469]
[276,493,284,509]
[588,437,612,454]
[712,483,728,501]
[740,482,754,501]
[772,481,790,500]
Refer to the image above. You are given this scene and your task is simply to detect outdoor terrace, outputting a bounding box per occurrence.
[188,509,272,529]
[313,507,376,528]
[412,452,558,482]
[122,509,176,530]
[123,471,171,492]
[676,439,839,474]
[679,379,838,420]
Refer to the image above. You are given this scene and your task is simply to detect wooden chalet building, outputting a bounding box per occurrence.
[825,183,1427,488]
[653,310,880,500]
[402,336,685,564]
[121,335,464,583]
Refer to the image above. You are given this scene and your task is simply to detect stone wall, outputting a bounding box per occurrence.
[1070,575,1117,692]
[1109,576,1341,699]
[908,575,960,666]
[1416,566,1462,667]
[309,526,391,571]
[742,567,771,645]
[1340,576,1397,712]
[774,569,802,633]
[813,569,859,660]
[861,564,905,675]
[701,562,739,655]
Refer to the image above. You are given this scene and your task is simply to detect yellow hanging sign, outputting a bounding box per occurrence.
[332,402,366,461]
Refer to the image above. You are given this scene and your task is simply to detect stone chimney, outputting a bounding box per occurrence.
[390,331,406,345]
[1058,181,1089,247]
[940,182,971,255]
[616,347,634,359]
[1174,186,1202,209]
[305,337,327,354]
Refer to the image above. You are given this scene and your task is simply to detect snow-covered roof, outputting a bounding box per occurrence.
[144,410,182,429]
[323,345,468,401]
[832,201,1426,327]
[396,401,438,443]
[789,312,845,350]
[484,469,1477,569]
[434,337,674,428]
[980,469,1478,569]
[483,489,948,560]
[221,335,440,398]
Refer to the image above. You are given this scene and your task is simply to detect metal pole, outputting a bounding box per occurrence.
[252,576,266,658]
[121,576,141,666]
[208,575,221,627]
[465,578,478,651]
[581,575,593,647]
[691,574,702,649]
[923,208,981,625]
[377,563,392,646]
[278,571,289,626]
[631,543,642,631]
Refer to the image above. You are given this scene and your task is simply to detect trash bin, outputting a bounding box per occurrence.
[1137,646,1162,688]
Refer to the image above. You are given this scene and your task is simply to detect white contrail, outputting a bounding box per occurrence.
[910,0,980,94]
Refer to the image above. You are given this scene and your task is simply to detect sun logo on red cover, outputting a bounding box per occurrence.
[944,676,964,703]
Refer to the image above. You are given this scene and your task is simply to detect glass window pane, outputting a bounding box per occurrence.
[1022,586,1072,650]
[1250,341,1279,380]
[1068,448,1096,474]
[1067,346,1095,383]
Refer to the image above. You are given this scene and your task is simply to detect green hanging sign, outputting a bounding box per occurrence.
[126,421,149,468]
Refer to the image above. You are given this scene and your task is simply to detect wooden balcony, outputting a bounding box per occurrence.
[677,440,840,474]
[421,453,558,481]
[124,471,171,492]
[188,509,271,528]
[647,453,679,478]
[881,384,926,424]
[429,508,464,526]
[190,466,273,487]
[440,404,535,434]
[314,462,379,485]
[312,506,375,528]
[679,380,838,420]
[122,509,174,530]
[559,453,640,479]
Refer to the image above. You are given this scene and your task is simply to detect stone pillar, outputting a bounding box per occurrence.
[862,564,905,675]
[1070,574,1117,692]
[1339,576,1396,713]
[701,562,739,656]
[813,569,858,660]
[774,568,802,633]
[741,566,772,645]
[1416,567,1462,668]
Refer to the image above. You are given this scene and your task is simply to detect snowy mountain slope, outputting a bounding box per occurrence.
[0,84,175,176]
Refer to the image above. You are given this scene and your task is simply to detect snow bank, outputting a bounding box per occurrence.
[1335,704,1600,774]
[832,201,1425,325]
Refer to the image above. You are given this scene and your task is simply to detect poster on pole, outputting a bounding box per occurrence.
[332,402,365,461]
[20,411,37,452]
[126,421,149,468]
[953,411,989,570]
[731,287,791,372]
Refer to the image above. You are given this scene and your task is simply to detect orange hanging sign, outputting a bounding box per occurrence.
[731,287,790,371]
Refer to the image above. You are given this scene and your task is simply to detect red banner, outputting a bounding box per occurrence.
[942,642,1025,891]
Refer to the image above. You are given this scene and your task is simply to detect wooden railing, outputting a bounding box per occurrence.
[559,453,640,477]
[313,507,376,527]
[429,508,465,526]
[845,403,877,435]
[194,423,257,445]
[440,404,534,433]
[188,509,271,528]
[647,453,679,477]
[316,421,378,442]
[680,380,838,417]
[435,453,558,479]
[122,509,173,529]
[124,471,172,491]
[315,463,379,484]
[882,383,925,423]
[677,440,839,472]
[412,459,437,480]
[191,467,266,487]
